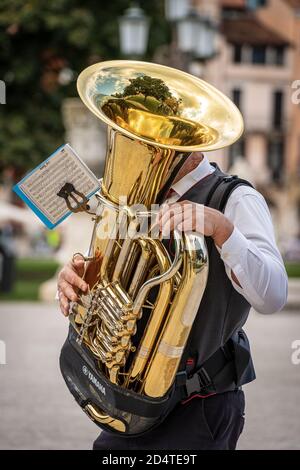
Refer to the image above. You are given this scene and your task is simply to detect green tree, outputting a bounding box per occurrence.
[115,75,181,115]
[0,0,169,174]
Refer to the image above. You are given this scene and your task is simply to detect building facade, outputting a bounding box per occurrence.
[191,0,300,243]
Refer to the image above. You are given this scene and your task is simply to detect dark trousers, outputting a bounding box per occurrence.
[93,390,245,450]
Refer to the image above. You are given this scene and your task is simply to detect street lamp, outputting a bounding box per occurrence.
[119,5,150,57]
[118,2,218,68]
[176,10,200,54]
[194,17,218,61]
[165,0,191,22]
[177,11,217,61]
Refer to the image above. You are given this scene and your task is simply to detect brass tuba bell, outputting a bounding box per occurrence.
[66,60,244,433]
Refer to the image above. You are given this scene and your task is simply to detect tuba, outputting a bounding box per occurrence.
[60,60,244,435]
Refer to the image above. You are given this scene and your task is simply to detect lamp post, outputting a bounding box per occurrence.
[119,5,150,57]
[176,10,201,54]
[177,11,218,61]
[194,17,218,61]
[118,2,218,71]
[165,0,191,22]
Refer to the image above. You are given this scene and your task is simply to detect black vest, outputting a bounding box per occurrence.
[174,164,253,371]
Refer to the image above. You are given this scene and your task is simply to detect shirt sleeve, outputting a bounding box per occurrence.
[219,186,288,314]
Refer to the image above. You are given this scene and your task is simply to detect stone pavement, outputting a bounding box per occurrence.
[0,302,299,450]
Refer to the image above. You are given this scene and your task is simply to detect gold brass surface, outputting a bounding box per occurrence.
[77,60,244,153]
[84,404,126,432]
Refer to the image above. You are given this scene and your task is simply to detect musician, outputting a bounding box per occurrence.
[57,151,288,450]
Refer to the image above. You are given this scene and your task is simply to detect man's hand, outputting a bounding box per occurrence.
[157,201,234,248]
[57,256,88,316]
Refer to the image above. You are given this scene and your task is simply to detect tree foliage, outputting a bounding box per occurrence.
[114,75,181,115]
[0,0,169,174]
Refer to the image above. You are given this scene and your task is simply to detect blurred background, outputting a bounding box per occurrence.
[0,0,300,450]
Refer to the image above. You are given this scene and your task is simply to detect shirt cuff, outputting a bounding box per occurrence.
[220,226,249,269]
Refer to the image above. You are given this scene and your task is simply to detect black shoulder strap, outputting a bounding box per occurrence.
[207,175,254,213]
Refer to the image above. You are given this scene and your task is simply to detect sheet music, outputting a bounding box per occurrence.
[14,144,100,229]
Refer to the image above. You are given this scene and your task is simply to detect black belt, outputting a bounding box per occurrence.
[175,343,238,402]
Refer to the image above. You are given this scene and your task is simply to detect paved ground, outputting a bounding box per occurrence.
[0,302,299,450]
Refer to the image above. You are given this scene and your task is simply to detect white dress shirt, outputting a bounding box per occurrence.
[165,155,288,315]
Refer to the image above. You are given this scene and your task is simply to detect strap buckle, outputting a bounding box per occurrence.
[223,175,238,182]
[185,367,214,397]
[198,367,213,389]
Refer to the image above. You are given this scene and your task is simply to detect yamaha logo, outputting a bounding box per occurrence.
[82,365,106,396]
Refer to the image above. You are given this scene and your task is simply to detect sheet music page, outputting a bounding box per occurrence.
[14,144,100,229]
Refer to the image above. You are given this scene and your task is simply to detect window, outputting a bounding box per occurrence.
[252,45,266,64]
[273,90,284,129]
[232,44,285,66]
[228,88,244,166]
[268,138,284,183]
[247,0,267,9]
[232,88,242,110]
[267,46,285,66]
[228,139,245,168]
[274,46,285,66]
[233,44,242,64]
